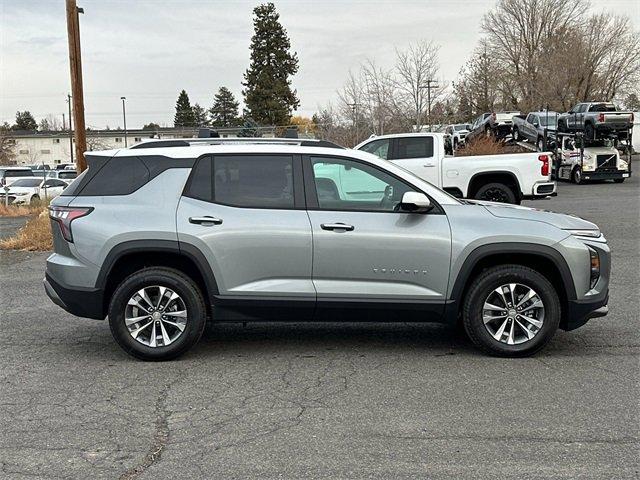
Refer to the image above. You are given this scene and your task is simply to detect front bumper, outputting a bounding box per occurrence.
[564,291,609,331]
[44,273,105,320]
[582,170,629,181]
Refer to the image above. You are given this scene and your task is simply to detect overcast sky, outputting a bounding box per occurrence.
[1,0,638,129]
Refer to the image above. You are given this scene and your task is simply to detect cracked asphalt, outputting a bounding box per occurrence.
[1,176,638,479]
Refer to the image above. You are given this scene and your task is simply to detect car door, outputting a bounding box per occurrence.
[176,154,314,302]
[524,114,535,140]
[304,154,452,312]
[389,135,439,186]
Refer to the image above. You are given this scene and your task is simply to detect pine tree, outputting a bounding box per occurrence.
[242,3,299,126]
[209,87,240,127]
[13,111,38,131]
[192,103,209,127]
[174,90,196,127]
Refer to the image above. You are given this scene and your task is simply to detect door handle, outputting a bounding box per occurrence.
[321,223,354,231]
[189,216,223,225]
[424,163,435,167]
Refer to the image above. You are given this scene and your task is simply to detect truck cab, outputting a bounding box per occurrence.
[555,135,630,184]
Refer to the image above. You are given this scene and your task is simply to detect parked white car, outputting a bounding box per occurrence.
[356,132,556,204]
[0,178,68,205]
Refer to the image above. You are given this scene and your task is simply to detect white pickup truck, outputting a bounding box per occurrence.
[355,133,556,204]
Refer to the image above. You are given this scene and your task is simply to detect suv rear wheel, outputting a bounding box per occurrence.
[108,267,207,361]
[462,265,560,357]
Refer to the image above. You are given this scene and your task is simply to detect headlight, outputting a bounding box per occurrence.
[588,246,600,289]
[566,229,601,238]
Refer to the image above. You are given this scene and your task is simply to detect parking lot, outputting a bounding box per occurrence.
[0,176,638,479]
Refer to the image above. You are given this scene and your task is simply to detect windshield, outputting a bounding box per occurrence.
[58,171,77,179]
[11,178,41,187]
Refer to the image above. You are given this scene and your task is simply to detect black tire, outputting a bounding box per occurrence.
[474,182,517,204]
[462,265,560,357]
[512,128,520,141]
[585,123,595,141]
[572,167,583,185]
[613,178,625,183]
[108,267,207,361]
[30,194,40,205]
[537,137,545,152]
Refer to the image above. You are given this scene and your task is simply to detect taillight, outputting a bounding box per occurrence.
[538,154,549,176]
[49,206,93,242]
[598,113,605,122]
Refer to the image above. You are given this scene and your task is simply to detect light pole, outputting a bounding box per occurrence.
[120,96,128,147]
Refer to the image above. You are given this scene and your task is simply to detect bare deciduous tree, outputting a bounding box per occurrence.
[395,40,446,129]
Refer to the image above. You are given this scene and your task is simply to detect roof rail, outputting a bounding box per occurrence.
[129,137,344,150]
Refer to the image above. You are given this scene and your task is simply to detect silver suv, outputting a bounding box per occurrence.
[44,139,610,360]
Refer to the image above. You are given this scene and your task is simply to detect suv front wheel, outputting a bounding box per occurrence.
[462,265,560,357]
[108,267,207,361]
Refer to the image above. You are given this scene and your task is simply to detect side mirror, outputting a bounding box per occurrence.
[400,192,432,213]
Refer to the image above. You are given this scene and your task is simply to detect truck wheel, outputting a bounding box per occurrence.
[585,123,595,140]
[462,265,560,357]
[108,267,207,361]
[474,182,517,204]
[572,167,584,185]
[537,137,545,152]
[512,128,520,141]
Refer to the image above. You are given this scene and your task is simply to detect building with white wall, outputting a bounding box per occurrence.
[5,128,207,167]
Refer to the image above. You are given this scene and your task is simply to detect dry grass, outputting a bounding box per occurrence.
[456,136,506,156]
[0,210,53,251]
[0,198,49,217]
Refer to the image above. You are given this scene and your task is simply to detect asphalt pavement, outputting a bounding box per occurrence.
[0,176,638,479]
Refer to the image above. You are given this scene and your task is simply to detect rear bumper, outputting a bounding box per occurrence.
[523,181,557,199]
[582,170,629,181]
[44,273,105,320]
[563,291,609,331]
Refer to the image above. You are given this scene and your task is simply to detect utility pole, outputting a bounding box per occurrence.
[419,80,439,132]
[66,94,74,165]
[347,102,360,146]
[66,0,87,172]
[120,97,128,147]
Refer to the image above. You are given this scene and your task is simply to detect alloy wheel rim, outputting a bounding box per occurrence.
[125,285,188,347]
[482,283,545,345]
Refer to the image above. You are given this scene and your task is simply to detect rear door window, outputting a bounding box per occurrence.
[393,137,434,160]
[214,156,294,209]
